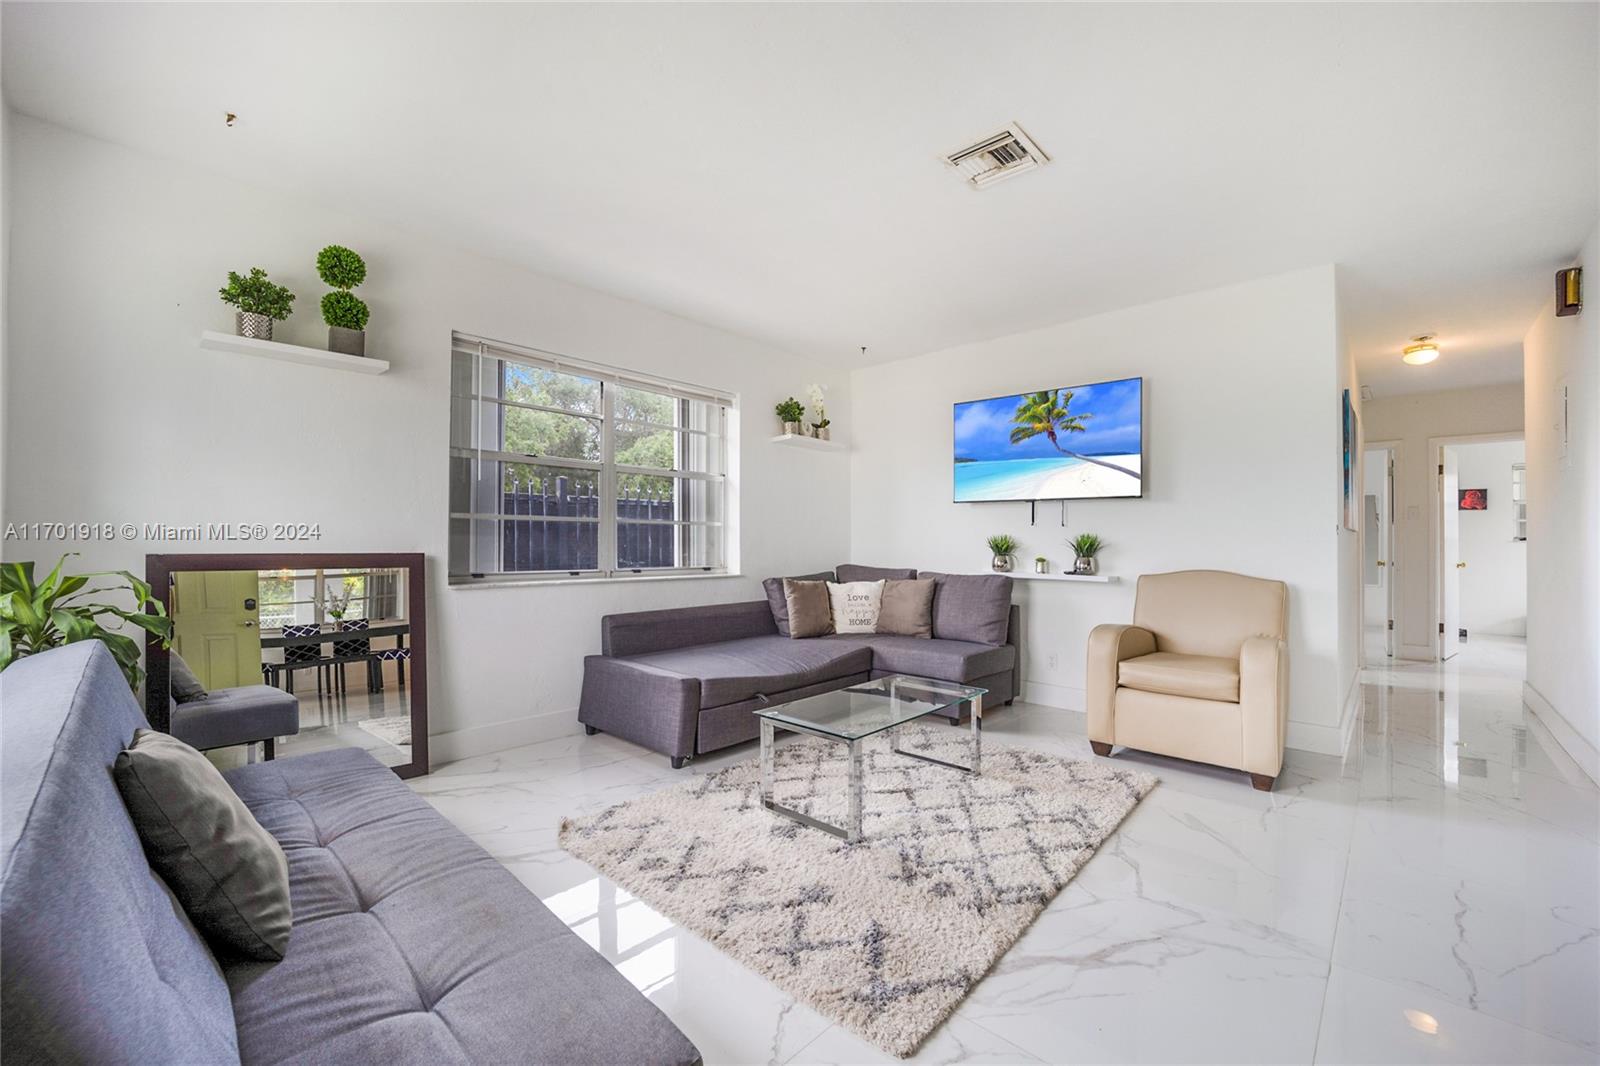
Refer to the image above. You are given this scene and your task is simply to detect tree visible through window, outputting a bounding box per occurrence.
[449,333,731,581]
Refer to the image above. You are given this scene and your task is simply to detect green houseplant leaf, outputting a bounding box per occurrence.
[1070,532,1104,557]
[986,534,1018,556]
[218,268,296,320]
[0,553,174,690]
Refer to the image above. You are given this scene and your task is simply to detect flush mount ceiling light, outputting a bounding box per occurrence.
[1402,335,1440,365]
[944,123,1050,189]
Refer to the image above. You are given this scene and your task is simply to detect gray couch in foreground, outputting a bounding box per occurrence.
[579,566,1018,767]
[1,642,700,1066]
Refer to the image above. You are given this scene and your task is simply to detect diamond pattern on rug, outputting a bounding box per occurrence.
[559,728,1155,1057]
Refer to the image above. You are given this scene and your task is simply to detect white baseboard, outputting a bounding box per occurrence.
[428,706,583,767]
[1020,679,1084,711]
[1522,682,1600,787]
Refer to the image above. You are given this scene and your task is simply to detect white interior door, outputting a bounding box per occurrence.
[1384,452,1396,658]
[1439,446,1461,660]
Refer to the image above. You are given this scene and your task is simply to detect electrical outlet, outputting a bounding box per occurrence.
[1047,653,1059,670]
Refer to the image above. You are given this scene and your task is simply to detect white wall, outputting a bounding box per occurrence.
[1333,272,1364,735]
[849,265,1351,755]
[1449,438,1526,637]
[1362,384,1524,658]
[1522,222,1600,784]
[0,114,853,760]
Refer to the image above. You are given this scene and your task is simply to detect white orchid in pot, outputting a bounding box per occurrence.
[806,383,830,441]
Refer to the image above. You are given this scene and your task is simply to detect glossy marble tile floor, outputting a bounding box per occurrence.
[411,637,1599,1064]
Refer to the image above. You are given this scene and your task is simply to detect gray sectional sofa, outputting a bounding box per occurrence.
[579,565,1018,767]
[0,643,700,1065]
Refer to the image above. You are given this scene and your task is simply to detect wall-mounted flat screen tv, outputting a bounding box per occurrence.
[953,376,1144,502]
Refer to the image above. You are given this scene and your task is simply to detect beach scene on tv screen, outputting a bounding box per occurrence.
[954,377,1143,501]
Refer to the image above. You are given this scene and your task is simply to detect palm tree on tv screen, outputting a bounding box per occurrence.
[1008,390,1140,479]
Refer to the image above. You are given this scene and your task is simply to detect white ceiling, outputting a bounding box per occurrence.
[4,3,1596,395]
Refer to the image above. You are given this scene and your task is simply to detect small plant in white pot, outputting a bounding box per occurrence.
[219,267,295,340]
[807,383,831,440]
[987,534,1018,573]
[317,245,369,356]
[776,397,805,436]
[1070,532,1104,575]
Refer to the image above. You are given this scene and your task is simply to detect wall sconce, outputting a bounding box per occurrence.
[1556,267,1582,317]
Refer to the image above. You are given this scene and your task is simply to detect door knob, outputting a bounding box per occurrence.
[1376,560,1387,567]
[1456,561,1467,569]
[240,620,257,627]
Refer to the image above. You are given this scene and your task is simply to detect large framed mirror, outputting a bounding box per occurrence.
[144,552,429,778]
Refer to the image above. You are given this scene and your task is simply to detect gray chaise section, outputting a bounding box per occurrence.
[1,643,701,1066]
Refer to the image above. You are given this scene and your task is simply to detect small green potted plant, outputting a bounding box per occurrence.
[0,555,174,691]
[1070,532,1104,575]
[1034,554,1049,574]
[987,534,1018,573]
[317,244,369,356]
[219,267,295,340]
[776,397,805,436]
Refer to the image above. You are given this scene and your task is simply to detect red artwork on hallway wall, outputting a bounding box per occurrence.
[1458,488,1488,510]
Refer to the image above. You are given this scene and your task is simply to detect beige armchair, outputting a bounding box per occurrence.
[1087,570,1288,790]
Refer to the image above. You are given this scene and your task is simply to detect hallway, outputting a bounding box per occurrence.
[1330,636,1597,1061]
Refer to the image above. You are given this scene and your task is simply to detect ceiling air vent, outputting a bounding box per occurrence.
[944,123,1050,189]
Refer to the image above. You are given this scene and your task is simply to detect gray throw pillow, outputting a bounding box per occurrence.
[763,571,835,635]
[919,572,1013,646]
[114,729,291,960]
[782,578,834,639]
[168,652,208,703]
[876,578,937,638]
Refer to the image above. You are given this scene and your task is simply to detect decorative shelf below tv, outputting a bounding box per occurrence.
[200,331,390,375]
[1008,572,1118,583]
[770,432,842,451]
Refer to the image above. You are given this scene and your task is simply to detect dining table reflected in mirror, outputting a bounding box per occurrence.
[147,553,428,778]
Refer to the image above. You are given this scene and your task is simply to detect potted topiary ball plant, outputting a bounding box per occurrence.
[219,267,295,340]
[316,244,369,356]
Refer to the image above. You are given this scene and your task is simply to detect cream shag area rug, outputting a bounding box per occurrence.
[559,728,1155,1057]
[356,715,411,754]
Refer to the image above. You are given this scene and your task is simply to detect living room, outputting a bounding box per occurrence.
[2,4,1597,1065]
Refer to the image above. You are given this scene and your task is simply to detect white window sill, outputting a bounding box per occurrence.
[449,571,743,590]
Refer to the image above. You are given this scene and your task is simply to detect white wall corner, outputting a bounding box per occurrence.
[1286,674,1360,757]
[1522,681,1600,788]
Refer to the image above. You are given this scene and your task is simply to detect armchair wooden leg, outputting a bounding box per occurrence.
[1090,741,1113,756]
[1250,773,1275,792]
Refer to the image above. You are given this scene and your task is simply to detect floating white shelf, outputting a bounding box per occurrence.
[200,330,390,375]
[769,432,843,451]
[1008,572,1118,583]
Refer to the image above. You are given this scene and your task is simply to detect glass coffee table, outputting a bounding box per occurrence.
[754,674,985,843]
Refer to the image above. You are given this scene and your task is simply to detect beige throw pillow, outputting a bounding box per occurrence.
[876,578,937,638]
[826,580,884,634]
[782,578,834,639]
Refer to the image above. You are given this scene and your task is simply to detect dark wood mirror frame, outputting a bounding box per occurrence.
[144,552,429,779]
